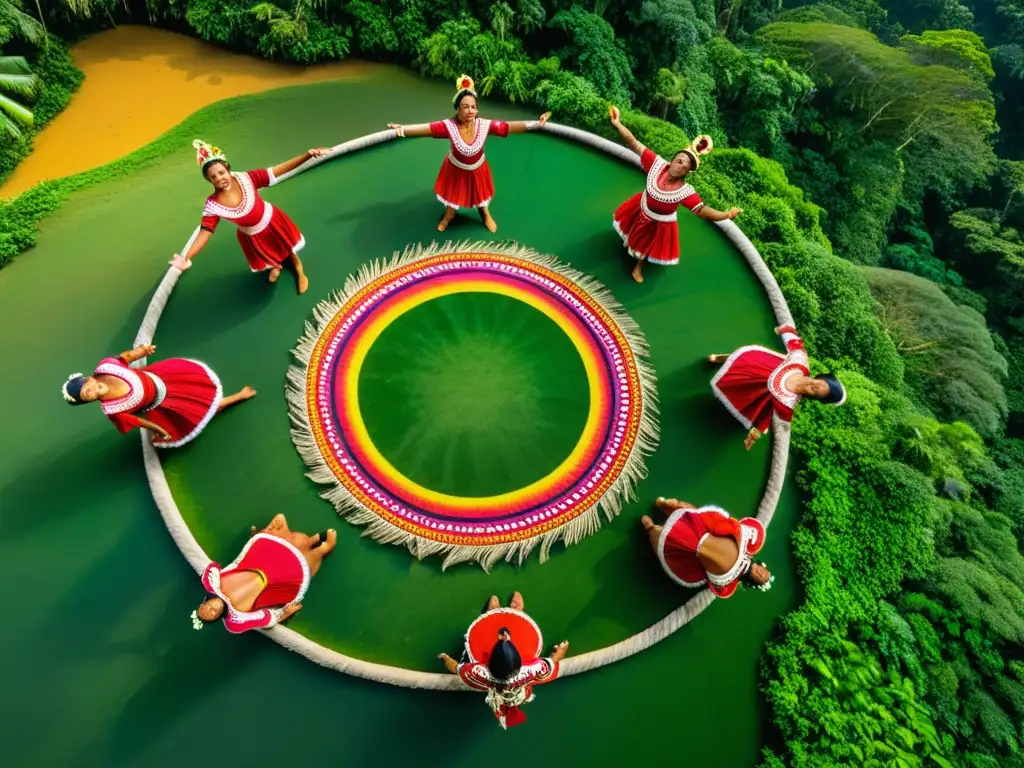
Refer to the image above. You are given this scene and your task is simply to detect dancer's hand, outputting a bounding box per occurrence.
[150,427,172,443]
[552,641,570,662]
[608,105,620,124]
[726,207,743,220]
[137,344,156,358]
[308,147,329,158]
[744,429,761,450]
[538,111,551,126]
[282,603,303,619]
[170,253,191,272]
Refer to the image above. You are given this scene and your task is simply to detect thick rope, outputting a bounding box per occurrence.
[136,122,793,688]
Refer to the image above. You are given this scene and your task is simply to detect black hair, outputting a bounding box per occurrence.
[487,638,522,681]
[454,90,478,111]
[203,159,231,179]
[63,375,88,406]
[674,149,698,169]
[813,373,846,405]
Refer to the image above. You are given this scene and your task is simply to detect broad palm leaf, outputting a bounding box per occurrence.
[0,0,46,43]
[0,55,37,136]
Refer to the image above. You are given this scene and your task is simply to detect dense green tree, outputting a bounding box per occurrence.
[547,6,634,103]
[864,267,1008,437]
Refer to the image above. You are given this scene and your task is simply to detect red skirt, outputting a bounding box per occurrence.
[224,534,310,609]
[238,207,305,272]
[434,157,496,209]
[465,608,544,664]
[145,358,223,449]
[612,193,680,266]
[710,346,786,432]
[658,509,716,587]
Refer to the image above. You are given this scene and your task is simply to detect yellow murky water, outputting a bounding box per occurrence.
[0,25,377,198]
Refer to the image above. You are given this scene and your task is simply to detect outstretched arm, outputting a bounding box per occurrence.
[271,148,328,179]
[697,205,743,222]
[387,123,434,138]
[506,112,551,134]
[170,228,213,270]
[608,105,643,156]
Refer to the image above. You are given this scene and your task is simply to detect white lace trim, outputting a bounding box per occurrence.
[97,361,146,415]
[655,505,730,588]
[238,202,274,236]
[447,152,485,171]
[640,194,678,222]
[767,351,809,412]
[445,117,491,157]
[139,372,167,412]
[707,523,761,587]
[645,157,696,205]
[464,608,544,660]
[203,172,257,220]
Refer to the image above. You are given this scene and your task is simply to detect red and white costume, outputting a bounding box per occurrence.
[711,325,809,436]
[201,168,305,272]
[457,608,560,729]
[429,118,510,209]
[95,354,222,448]
[657,506,766,598]
[613,147,705,266]
[200,533,311,634]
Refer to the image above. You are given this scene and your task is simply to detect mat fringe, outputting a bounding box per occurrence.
[285,239,661,572]
[137,122,794,687]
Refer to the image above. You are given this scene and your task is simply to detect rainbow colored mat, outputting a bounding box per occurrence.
[287,241,659,570]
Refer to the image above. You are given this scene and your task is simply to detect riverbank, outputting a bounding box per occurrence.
[0,26,376,198]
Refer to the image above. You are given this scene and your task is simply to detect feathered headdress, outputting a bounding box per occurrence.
[681,134,714,169]
[453,74,477,107]
[193,139,226,170]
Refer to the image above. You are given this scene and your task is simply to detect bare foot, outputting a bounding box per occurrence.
[510,591,524,611]
[297,272,309,295]
[708,354,728,364]
[640,515,655,532]
[482,212,498,233]
[487,594,500,611]
[266,513,287,534]
[437,210,456,232]
[250,525,258,536]
[321,529,338,554]
[631,264,644,283]
[268,268,282,284]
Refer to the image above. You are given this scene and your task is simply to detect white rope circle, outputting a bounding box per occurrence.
[132,124,794,690]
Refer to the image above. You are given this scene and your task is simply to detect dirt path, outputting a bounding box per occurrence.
[0,26,376,198]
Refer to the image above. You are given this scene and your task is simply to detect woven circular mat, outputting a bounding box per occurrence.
[288,240,659,570]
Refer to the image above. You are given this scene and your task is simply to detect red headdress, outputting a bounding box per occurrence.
[452,74,478,107]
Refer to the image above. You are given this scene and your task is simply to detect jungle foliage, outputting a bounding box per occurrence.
[3,1,1023,766]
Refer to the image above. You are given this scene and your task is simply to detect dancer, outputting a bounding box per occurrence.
[386,74,551,233]
[641,498,773,598]
[192,514,338,634]
[170,139,330,295]
[438,592,569,729]
[709,323,847,450]
[608,105,743,283]
[61,344,254,448]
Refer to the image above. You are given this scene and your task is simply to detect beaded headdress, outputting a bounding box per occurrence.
[193,139,226,170]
